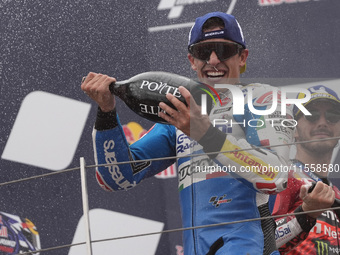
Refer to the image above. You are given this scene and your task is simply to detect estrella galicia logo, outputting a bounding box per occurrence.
[209,195,232,208]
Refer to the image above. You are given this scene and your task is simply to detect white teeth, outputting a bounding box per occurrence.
[207,71,224,77]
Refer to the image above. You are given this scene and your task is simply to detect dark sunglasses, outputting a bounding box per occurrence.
[188,41,244,62]
[304,109,340,124]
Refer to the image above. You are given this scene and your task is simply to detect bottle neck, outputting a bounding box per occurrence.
[109,80,125,95]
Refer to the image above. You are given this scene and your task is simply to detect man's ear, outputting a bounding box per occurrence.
[188,53,197,71]
[239,49,248,69]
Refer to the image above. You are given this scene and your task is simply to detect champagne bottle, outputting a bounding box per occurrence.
[109,71,212,123]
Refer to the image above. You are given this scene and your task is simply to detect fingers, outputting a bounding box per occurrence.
[163,86,188,113]
[159,86,201,115]
[309,182,335,202]
[312,182,334,198]
[299,184,309,200]
[158,86,189,122]
[179,86,191,107]
[158,110,174,124]
[158,86,211,140]
[179,86,201,111]
[158,88,190,134]
[301,181,335,217]
[81,72,96,90]
[81,72,116,94]
[300,181,332,202]
[158,100,182,127]
[81,72,116,112]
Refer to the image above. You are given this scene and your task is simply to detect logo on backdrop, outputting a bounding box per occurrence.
[122,122,147,145]
[1,91,91,171]
[123,122,177,179]
[149,0,238,32]
[259,0,321,6]
[157,0,217,19]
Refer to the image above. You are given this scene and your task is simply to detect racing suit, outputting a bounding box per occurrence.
[93,83,293,255]
[272,161,340,254]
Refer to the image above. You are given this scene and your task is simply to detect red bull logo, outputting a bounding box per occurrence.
[175,245,184,255]
[155,164,177,179]
[122,122,176,179]
[123,122,147,144]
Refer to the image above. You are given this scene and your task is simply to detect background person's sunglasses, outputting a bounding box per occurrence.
[304,109,340,123]
[189,41,243,62]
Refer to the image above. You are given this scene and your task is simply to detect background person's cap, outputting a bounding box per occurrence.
[294,85,340,118]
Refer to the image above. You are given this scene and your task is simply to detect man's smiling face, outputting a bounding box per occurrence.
[295,101,340,155]
[188,28,248,87]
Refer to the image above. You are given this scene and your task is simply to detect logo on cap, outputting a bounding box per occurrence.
[294,85,340,117]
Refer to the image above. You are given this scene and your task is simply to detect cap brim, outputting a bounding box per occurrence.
[295,98,340,118]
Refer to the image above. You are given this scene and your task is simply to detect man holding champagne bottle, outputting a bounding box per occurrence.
[272,85,340,254]
[82,12,293,255]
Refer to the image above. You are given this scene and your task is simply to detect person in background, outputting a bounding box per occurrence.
[82,12,293,255]
[272,85,340,254]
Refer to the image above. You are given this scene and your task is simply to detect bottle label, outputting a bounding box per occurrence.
[140,80,182,98]
[140,104,165,116]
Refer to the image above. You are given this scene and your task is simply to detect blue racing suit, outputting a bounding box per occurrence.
[93,83,294,255]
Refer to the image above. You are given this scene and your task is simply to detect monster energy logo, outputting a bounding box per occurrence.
[315,241,328,255]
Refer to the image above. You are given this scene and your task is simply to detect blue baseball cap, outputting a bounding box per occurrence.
[188,12,246,73]
[294,85,340,118]
[188,12,246,49]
